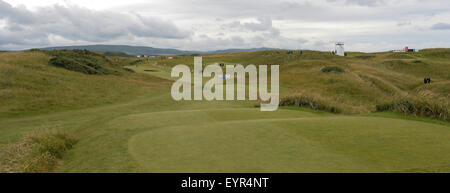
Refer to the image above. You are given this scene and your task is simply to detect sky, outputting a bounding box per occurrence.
[0,0,450,52]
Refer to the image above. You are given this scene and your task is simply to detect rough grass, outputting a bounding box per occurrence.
[377,98,450,122]
[280,95,342,113]
[0,129,77,173]
[419,48,450,59]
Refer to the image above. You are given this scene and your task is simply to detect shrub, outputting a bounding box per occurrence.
[26,48,41,52]
[321,66,344,73]
[49,57,98,74]
[122,67,135,73]
[130,59,144,65]
[0,129,78,173]
[280,96,342,113]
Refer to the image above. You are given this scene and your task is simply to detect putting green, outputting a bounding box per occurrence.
[126,108,450,173]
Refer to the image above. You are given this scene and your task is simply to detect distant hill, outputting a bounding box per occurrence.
[209,47,279,53]
[38,45,278,55]
[40,45,191,56]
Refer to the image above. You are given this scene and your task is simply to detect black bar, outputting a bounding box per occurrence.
[0,173,448,192]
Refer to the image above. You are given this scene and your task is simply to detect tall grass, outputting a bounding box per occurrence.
[280,95,342,113]
[0,129,78,173]
[377,98,450,122]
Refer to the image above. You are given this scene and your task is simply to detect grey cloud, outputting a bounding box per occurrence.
[2,0,450,52]
[222,17,280,37]
[123,0,448,23]
[327,0,385,7]
[431,23,450,30]
[0,0,191,47]
[397,21,412,26]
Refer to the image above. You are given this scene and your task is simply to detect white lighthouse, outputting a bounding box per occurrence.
[335,42,345,56]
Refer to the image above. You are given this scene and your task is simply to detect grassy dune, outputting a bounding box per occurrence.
[0,49,449,173]
[0,51,170,119]
[144,49,450,114]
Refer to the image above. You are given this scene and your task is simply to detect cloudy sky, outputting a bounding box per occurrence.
[1,0,450,52]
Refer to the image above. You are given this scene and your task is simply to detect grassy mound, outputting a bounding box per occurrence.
[0,129,77,173]
[0,51,170,118]
[46,50,121,75]
[419,48,450,59]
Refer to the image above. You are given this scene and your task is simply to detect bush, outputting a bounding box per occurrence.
[0,129,78,173]
[280,96,342,113]
[49,57,98,74]
[122,67,135,73]
[321,66,344,73]
[376,99,450,122]
[130,59,144,65]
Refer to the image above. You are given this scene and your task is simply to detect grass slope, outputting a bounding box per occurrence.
[0,51,170,119]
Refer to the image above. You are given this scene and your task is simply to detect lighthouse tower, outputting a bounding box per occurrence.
[335,42,345,56]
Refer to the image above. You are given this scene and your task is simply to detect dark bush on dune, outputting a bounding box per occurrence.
[46,50,121,75]
[321,66,344,73]
[122,67,135,73]
[49,57,99,74]
[130,59,144,65]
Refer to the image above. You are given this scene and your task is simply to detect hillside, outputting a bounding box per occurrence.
[2,49,449,118]
[40,45,191,55]
[141,49,450,117]
[0,50,170,119]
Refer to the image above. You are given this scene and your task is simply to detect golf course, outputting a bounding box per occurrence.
[0,49,449,173]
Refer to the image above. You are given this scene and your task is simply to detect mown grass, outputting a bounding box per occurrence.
[0,129,77,173]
